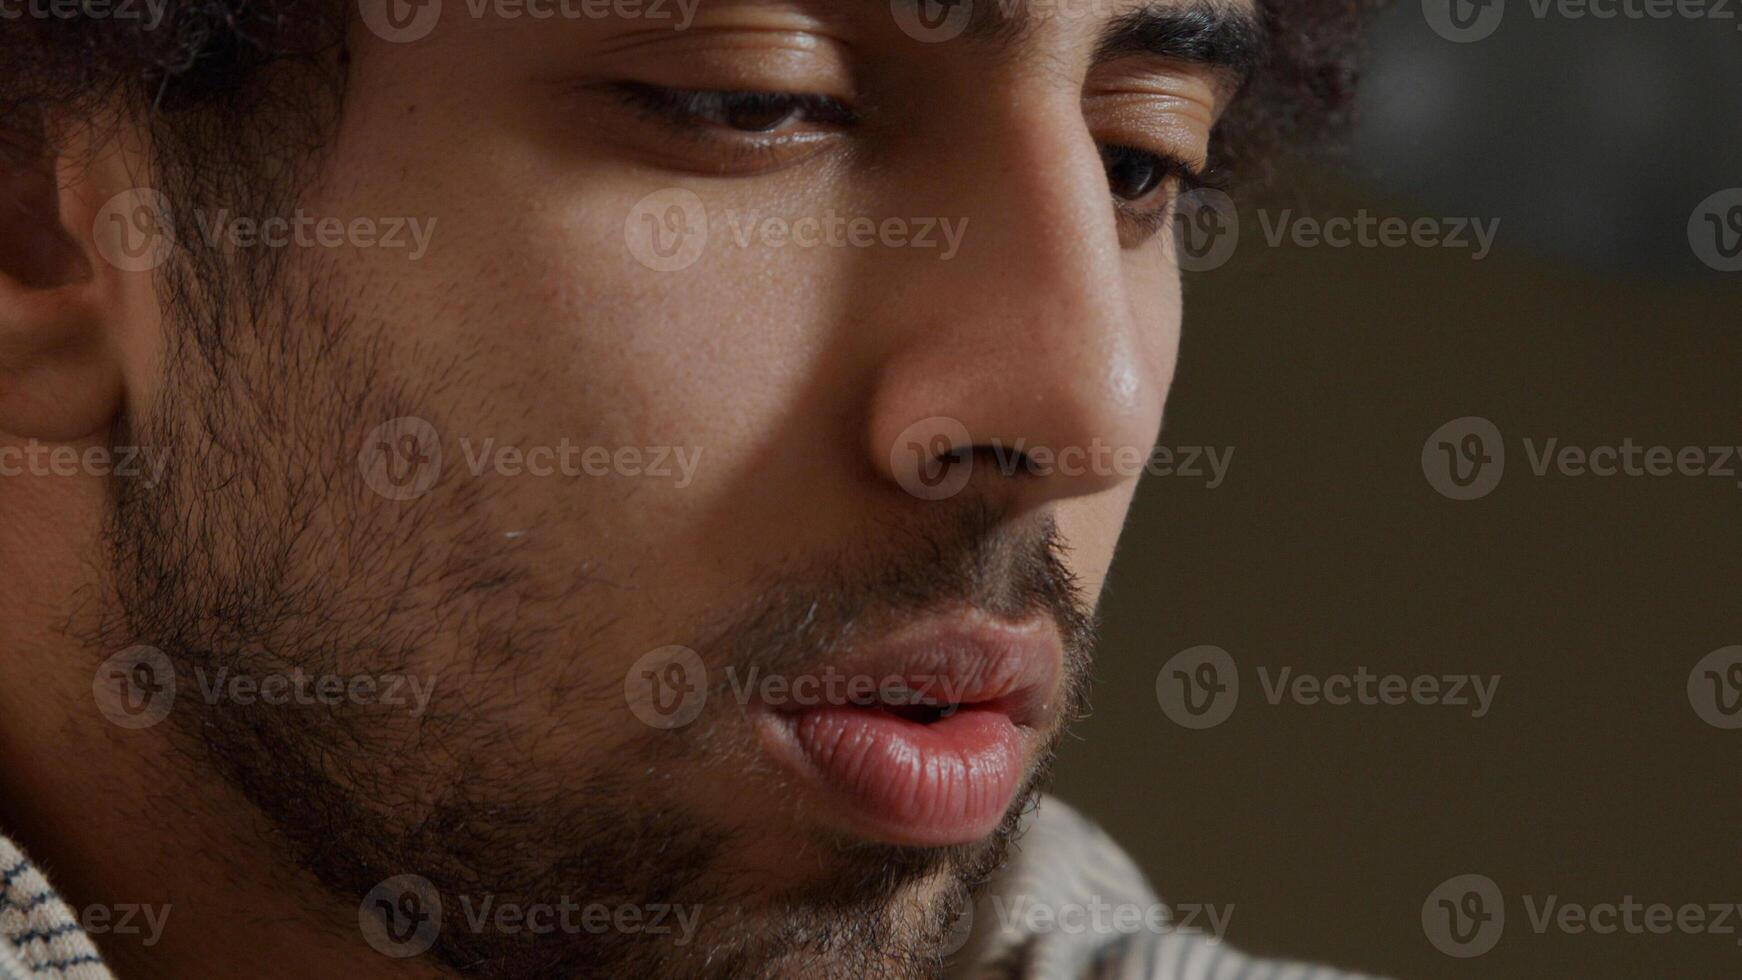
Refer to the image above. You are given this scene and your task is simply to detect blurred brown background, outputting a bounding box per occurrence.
[1053,5,1742,978]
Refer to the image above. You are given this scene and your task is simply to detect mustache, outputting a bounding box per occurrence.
[697,499,1098,683]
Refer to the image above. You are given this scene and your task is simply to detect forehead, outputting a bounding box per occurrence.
[356,0,1259,82]
[885,0,1260,85]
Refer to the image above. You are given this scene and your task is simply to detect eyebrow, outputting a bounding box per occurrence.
[919,0,1263,88]
[1093,2,1263,86]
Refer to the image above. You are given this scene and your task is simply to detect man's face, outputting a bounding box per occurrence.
[95,2,1242,976]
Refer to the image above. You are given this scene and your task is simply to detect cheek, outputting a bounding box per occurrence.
[495,184,861,488]
[1125,247,1184,383]
[311,158,882,600]
[1054,486,1141,601]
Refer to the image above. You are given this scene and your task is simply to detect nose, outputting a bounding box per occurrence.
[865,100,1175,514]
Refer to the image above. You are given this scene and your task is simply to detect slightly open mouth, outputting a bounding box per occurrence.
[875,701,955,724]
[749,611,1064,847]
[840,690,963,725]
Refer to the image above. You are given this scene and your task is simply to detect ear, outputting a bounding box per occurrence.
[0,120,130,442]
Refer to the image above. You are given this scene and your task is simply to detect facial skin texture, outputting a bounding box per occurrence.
[0,2,1248,978]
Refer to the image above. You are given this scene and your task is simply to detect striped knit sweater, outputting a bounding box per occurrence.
[1,799,1381,979]
[946,800,1387,980]
[0,838,107,980]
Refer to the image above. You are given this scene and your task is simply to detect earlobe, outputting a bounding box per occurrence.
[0,124,127,442]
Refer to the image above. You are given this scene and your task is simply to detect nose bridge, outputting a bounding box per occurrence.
[865,101,1169,510]
[962,105,1129,338]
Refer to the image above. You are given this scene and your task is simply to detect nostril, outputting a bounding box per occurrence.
[971,442,1037,480]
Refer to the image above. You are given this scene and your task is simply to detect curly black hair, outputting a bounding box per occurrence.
[1,0,1371,203]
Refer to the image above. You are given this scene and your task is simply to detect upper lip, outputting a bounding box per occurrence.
[758,608,1064,730]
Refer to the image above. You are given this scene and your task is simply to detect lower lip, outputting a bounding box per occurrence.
[761,703,1028,847]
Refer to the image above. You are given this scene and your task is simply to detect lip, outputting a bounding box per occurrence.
[752,610,1064,847]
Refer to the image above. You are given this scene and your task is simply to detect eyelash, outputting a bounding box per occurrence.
[1102,145,1216,238]
[610,83,1208,240]
[611,84,857,134]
